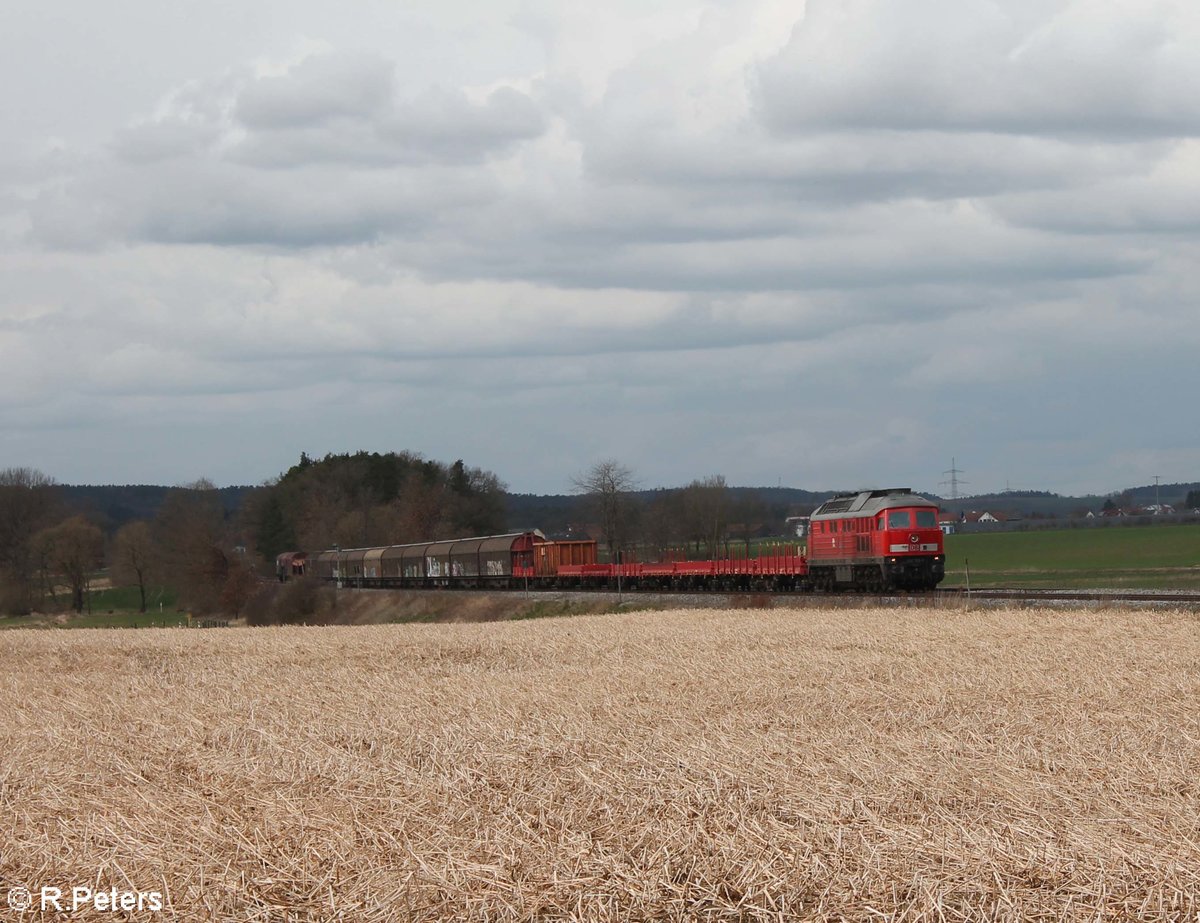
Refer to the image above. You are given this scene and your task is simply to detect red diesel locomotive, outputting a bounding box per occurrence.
[806,488,945,591]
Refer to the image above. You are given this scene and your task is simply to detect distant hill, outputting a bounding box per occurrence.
[57,480,1200,538]
[933,482,1200,519]
[61,485,255,533]
[506,486,834,536]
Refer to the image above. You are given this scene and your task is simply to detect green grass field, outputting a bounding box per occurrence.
[0,585,188,630]
[942,523,1200,589]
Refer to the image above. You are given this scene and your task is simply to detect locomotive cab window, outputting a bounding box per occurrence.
[887,510,911,529]
[915,510,937,528]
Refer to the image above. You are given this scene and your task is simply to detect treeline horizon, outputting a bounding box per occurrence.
[4,451,1199,621]
[0,451,813,619]
[0,452,510,619]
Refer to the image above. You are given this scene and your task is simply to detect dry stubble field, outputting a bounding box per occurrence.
[2,607,1200,921]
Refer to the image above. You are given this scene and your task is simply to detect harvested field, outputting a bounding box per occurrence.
[2,608,1200,921]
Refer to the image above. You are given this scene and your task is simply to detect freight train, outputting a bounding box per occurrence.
[277,488,944,593]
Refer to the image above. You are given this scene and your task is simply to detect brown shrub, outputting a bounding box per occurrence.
[242,575,338,625]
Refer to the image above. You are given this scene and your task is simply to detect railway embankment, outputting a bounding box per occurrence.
[323,585,1200,625]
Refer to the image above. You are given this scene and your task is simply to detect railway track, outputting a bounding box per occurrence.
[593,584,1200,608]
[340,584,1200,611]
[937,587,1200,607]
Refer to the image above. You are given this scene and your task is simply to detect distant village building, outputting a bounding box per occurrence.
[960,510,1022,524]
[1101,504,1175,518]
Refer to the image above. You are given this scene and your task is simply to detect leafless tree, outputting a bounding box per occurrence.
[572,460,639,561]
[112,520,155,612]
[727,490,769,556]
[153,479,228,611]
[641,489,683,561]
[219,560,260,618]
[680,475,730,558]
[33,516,104,613]
[0,468,59,613]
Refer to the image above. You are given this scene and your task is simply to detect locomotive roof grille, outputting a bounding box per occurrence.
[812,488,925,517]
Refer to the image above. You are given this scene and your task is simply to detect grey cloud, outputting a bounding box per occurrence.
[757,0,1200,138]
[28,153,500,249]
[111,119,224,164]
[581,125,1165,204]
[108,72,244,165]
[989,164,1200,235]
[236,53,396,129]
[229,86,545,168]
[382,86,546,159]
[393,187,1148,297]
[26,49,550,249]
[231,54,546,167]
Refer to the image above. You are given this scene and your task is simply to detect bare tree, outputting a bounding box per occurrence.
[641,488,684,561]
[34,516,104,613]
[727,490,769,556]
[153,479,228,611]
[219,560,260,618]
[680,475,730,558]
[0,468,60,613]
[572,460,638,561]
[112,520,155,613]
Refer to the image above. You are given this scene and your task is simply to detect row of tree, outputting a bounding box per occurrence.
[0,453,794,618]
[0,452,511,617]
[571,461,791,562]
[0,467,253,616]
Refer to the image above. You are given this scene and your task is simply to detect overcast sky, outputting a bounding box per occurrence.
[2,0,1197,497]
